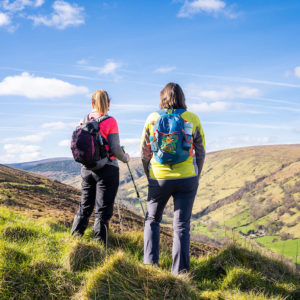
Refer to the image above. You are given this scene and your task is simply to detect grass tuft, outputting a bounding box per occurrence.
[1,225,39,242]
[0,260,79,300]
[75,251,200,300]
[64,239,105,272]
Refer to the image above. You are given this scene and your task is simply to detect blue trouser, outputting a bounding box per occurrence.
[144,176,198,274]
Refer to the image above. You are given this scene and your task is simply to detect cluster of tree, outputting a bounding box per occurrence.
[279,232,294,240]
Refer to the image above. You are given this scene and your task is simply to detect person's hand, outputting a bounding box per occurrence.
[124,153,130,162]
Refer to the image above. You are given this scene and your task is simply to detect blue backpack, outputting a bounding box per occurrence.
[150,109,193,165]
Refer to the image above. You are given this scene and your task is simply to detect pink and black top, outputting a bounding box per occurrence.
[82,109,127,166]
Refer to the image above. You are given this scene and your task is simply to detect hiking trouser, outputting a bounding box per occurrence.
[144,176,198,274]
[71,164,119,243]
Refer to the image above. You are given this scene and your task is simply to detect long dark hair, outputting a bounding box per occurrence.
[160,82,187,109]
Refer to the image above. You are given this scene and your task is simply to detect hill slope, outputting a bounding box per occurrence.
[7,145,300,264]
[116,145,300,264]
[0,164,299,299]
[0,164,216,256]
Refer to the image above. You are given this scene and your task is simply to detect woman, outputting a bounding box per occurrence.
[141,82,205,274]
[71,89,130,244]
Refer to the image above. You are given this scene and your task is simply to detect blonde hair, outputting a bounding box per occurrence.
[92,89,110,115]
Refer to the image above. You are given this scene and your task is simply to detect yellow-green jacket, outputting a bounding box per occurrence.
[141,109,205,180]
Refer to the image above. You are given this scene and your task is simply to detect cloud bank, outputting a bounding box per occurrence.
[0,72,88,99]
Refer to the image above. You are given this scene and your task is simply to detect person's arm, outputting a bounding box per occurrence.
[140,117,153,178]
[193,116,206,178]
[107,118,128,163]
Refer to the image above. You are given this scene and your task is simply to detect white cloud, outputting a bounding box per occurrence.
[207,135,275,152]
[0,12,11,26]
[294,66,300,78]
[42,121,66,130]
[58,139,70,147]
[204,121,292,130]
[41,121,76,130]
[0,72,89,99]
[29,0,84,30]
[99,60,122,75]
[120,138,140,145]
[189,101,230,112]
[2,0,44,12]
[34,0,44,7]
[178,0,236,18]
[4,143,41,154]
[77,58,88,65]
[177,71,300,88]
[4,132,49,143]
[119,139,141,157]
[154,66,176,73]
[78,59,122,76]
[1,143,42,163]
[187,84,260,101]
[112,104,156,112]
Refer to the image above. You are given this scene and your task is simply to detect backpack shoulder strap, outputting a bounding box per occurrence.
[82,114,90,124]
[95,115,111,124]
[157,109,186,116]
[157,109,168,116]
[173,108,186,115]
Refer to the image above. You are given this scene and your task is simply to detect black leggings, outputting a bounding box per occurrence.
[71,164,119,243]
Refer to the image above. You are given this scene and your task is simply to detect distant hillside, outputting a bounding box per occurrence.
[117,144,300,264]
[8,158,80,182]
[9,157,144,187]
[0,164,299,299]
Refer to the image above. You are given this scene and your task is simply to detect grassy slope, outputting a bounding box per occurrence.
[7,145,300,267]
[1,207,299,300]
[0,165,300,299]
[0,164,216,257]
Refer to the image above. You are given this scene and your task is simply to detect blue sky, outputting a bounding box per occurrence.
[0,0,299,163]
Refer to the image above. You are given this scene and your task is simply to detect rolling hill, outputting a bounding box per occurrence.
[116,144,300,264]
[7,144,300,265]
[0,164,299,299]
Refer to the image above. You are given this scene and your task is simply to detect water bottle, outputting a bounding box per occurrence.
[183,121,193,150]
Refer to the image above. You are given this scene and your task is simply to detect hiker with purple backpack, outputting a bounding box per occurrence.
[71,89,130,244]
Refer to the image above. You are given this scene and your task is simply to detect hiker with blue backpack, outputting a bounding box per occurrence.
[70,89,130,244]
[141,82,205,274]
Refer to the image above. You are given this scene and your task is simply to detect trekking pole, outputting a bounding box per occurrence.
[121,146,146,217]
[116,194,124,233]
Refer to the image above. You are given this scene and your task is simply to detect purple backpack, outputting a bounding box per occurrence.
[71,115,111,170]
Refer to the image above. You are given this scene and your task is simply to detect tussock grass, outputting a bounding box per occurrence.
[64,240,105,272]
[0,260,78,300]
[75,251,199,300]
[1,225,39,242]
[200,289,285,300]
[191,244,300,299]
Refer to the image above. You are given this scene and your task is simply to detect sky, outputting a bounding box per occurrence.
[0,0,299,163]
